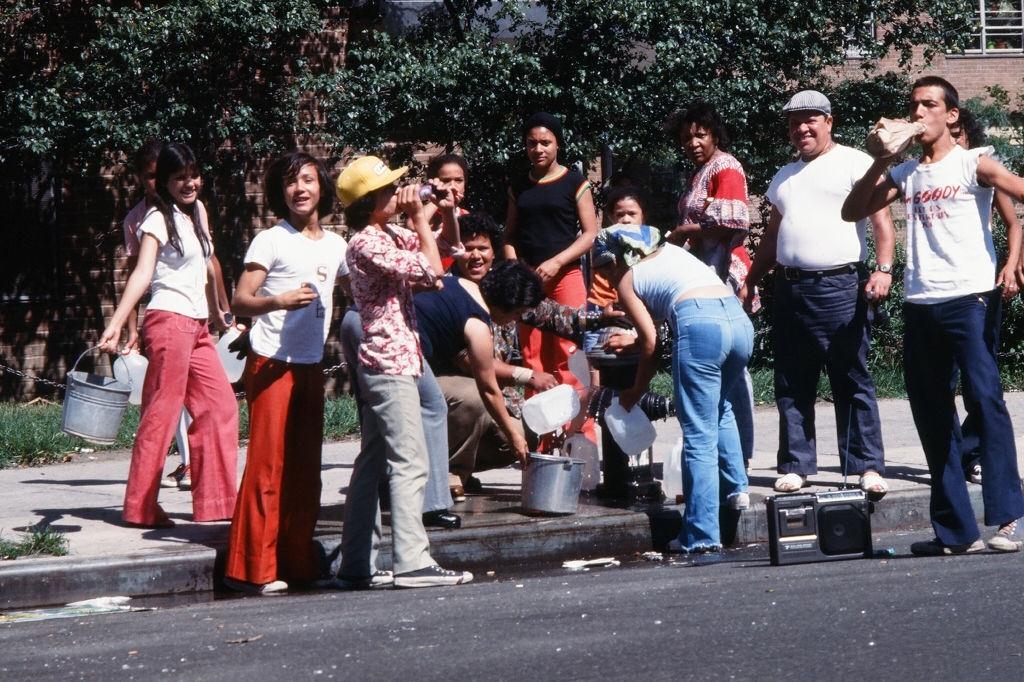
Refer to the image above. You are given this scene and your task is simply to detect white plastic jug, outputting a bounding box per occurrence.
[216,326,247,383]
[521,384,580,435]
[603,396,657,457]
[567,347,591,389]
[564,433,600,491]
[662,436,684,502]
[112,351,148,405]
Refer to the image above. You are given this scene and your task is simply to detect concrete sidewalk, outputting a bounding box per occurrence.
[3,394,1023,609]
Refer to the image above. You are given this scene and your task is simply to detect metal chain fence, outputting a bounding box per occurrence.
[2,359,348,401]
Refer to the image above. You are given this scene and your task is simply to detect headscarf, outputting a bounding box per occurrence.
[522,112,565,147]
[594,224,662,268]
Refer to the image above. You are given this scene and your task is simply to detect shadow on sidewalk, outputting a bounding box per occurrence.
[20,479,125,487]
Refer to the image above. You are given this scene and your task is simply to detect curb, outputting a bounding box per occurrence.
[0,486,988,610]
[318,506,654,575]
[0,546,215,610]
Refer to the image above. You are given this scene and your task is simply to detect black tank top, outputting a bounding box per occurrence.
[509,167,590,267]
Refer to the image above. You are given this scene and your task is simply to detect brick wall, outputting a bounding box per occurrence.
[0,12,350,401]
[839,49,1024,102]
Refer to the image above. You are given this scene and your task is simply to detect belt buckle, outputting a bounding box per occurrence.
[783,266,800,281]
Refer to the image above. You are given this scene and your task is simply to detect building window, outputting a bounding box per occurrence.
[970,0,1024,54]
[844,14,877,59]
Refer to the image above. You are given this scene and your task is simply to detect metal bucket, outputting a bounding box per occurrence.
[521,453,585,515]
[61,347,132,445]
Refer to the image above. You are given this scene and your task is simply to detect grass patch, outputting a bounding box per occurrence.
[0,526,69,559]
[324,396,360,440]
[1,395,360,469]
[0,402,140,468]
[650,372,673,399]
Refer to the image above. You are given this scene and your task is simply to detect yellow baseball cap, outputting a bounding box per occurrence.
[335,156,409,208]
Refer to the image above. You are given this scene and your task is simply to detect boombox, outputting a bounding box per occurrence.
[767,489,873,566]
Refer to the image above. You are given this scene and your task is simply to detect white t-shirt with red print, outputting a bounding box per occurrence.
[888,145,996,304]
[244,221,349,364]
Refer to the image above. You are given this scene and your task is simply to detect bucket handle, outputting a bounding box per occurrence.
[70,345,133,388]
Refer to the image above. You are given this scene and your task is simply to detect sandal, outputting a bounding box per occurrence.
[859,471,889,501]
[773,473,806,493]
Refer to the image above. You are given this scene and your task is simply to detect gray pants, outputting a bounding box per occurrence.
[340,368,436,576]
[340,308,452,512]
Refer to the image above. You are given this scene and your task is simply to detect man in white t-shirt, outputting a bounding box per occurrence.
[843,76,1024,556]
[740,91,895,498]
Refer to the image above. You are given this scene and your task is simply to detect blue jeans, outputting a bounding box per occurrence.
[671,296,753,551]
[904,293,1024,546]
[957,288,1003,474]
[773,271,885,475]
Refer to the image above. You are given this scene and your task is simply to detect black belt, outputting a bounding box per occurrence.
[780,263,859,281]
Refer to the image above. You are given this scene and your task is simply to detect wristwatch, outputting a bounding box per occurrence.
[874,263,893,274]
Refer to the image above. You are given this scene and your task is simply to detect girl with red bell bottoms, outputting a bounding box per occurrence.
[504,112,599,445]
[223,152,349,594]
[98,143,237,529]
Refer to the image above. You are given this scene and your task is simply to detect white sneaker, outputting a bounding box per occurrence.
[393,565,473,588]
[728,492,750,511]
[222,576,288,595]
[988,518,1024,552]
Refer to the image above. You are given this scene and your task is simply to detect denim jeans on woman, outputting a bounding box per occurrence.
[671,296,753,551]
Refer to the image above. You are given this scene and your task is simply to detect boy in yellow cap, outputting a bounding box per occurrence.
[335,156,473,588]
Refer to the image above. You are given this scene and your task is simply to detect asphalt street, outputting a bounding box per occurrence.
[3,528,1022,681]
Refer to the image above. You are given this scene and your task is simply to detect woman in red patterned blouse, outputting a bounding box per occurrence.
[667,102,757,467]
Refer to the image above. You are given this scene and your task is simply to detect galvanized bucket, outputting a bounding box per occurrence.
[61,347,132,445]
[521,452,584,515]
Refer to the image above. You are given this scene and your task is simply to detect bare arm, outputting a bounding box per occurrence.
[503,190,518,261]
[993,190,1022,297]
[99,235,159,353]
[667,222,744,246]
[122,254,141,352]
[486,356,558,391]
[972,157,1024,296]
[978,155,1024,203]
[231,263,316,317]
[865,207,896,301]
[738,205,781,311]
[614,270,659,412]
[842,157,901,222]
[397,185,445,279]
[465,319,529,463]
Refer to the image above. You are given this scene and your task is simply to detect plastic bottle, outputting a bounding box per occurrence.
[112,351,148,405]
[521,384,581,435]
[662,436,684,503]
[603,396,657,457]
[564,433,600,491]
[216,325,248,383]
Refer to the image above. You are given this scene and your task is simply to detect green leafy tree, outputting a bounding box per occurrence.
[0,1,333,170]
[307,0,974,213]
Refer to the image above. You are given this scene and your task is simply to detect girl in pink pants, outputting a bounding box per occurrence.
[99,143,237,528]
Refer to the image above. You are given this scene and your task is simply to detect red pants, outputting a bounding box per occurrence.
[225,354,325,585]
[519,266,596,443]
[123,311,238,525]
